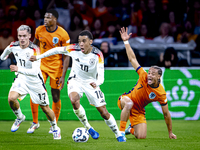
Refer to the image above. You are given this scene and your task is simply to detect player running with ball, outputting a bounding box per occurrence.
[30,30,126,142]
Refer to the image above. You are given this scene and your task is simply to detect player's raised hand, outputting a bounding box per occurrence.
[169,133,177,139]
[119,27,132,41]
[29,56,37,62]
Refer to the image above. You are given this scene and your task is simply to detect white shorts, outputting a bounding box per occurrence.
[10,78,49,106]
[67,78,106,107]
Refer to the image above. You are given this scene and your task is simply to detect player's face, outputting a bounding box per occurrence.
[44,13,55,27]
[18,30,31,48]
[78,36,93,54]
[147,67,160,87]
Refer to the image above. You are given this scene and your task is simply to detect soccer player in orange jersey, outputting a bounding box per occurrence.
[118,27,177,139]
[27,9,70,133]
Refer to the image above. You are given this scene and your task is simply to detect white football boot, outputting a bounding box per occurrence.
[27,122,40,133]
[53,127,61,140]
[49,126,53,134]
[11,115,26,132]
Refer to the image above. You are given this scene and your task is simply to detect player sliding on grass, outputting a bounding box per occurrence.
[118,27,177,139]
[0,25,61,140]
[30,30,126,142]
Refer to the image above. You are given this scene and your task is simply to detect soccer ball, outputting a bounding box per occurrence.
[72,127,89,143]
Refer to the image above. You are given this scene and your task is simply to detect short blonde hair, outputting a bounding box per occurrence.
[17,25,31,34]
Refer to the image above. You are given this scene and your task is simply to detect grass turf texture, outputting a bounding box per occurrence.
[0,120,199,150]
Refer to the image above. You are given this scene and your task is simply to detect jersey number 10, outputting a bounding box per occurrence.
[80,64,88,72]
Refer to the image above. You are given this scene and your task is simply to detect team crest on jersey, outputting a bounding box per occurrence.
[149,92,156,99]
[89,58,95,65]
[52,37,59,46]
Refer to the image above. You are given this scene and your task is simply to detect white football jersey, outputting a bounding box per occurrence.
[0,41,43,83]
[37,44,104,86]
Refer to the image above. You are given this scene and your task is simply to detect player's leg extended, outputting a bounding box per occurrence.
[118,96,133,132]
[51,88,61,122]
[50,72,62,123]
[8,91,25,132]
[68,79,100,139]
[69,92,92,130]
[27,100,40,133]
[28,71,48,133]
[96,105,126,142]
[40,105,55,122]
[40,105,61,140]
[30,71,48,123]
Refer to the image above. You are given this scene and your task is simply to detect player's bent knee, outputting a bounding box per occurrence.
[8,96,17,103]
[51,88,60,99]
[122,96,133,109]
[135,133,146,139]
[125,101,133,110]
[69,93,80,104]
[137,135,146,139]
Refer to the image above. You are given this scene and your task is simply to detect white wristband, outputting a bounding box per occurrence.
[123,40,129,45]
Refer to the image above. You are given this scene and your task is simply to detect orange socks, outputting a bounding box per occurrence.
[30,99,61,123]
[30,99,39,124]
[52,100,61,122]
[130,128,135,135]
[119,121,127,132]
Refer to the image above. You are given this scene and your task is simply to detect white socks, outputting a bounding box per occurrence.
[49,118,58,131]
[12,108,23,119]
[105,114,121,138]
[74,106,121,138]
[73,105,91,130]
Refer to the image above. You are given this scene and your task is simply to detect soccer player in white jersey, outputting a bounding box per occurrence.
[0,25,61,140]
[30,30,126,142]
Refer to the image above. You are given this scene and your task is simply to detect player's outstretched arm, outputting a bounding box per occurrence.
[0,45,12,60]
[29,46,66,62]
[161,104,177,139]
[119,27,140,70]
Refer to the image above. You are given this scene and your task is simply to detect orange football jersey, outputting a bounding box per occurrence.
[35,25,70,72]
[122,66,167,114]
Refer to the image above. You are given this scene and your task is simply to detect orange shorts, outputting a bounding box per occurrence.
[41,67,63,89]
[117,96,146,126]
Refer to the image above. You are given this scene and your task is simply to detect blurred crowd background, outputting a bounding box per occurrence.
[0,0,200,68]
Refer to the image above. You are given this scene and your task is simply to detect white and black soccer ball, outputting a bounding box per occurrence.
[72,127,89,143]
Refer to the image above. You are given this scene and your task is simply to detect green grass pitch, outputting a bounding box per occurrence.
[0,120,200,150]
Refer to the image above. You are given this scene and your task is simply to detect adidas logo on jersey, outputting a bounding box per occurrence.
[100,99,105,103]
[75,58,80,62]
